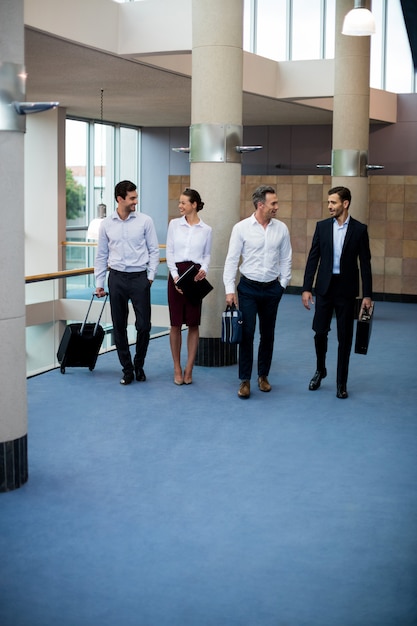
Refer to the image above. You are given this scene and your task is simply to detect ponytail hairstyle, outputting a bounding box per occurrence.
[183,188,205,212]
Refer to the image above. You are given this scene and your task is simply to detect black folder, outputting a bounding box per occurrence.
[176,264,213,304]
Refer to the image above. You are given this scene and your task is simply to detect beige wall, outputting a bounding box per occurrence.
[169,175,417,297]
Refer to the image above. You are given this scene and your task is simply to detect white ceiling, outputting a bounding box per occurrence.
[25,28,335,128]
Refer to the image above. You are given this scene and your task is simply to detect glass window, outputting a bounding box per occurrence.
[324,0,335,59]
[65,120,140,235]
[291,0,322,60]
[247,0,334,62]
[385,0,414,93]
[243,0,254,53]
[94,122,115,220]
[255,0,287,61]
[245,0,415,93]
[370,0,384,90]
[65,119,88,230]
[120,126,139,184]
[65,118,141,275]
[65,119,90,274]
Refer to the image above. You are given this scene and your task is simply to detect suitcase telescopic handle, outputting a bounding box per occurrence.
[80,292,109,336]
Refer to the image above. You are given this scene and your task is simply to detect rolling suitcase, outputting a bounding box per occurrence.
[57,293,108,374]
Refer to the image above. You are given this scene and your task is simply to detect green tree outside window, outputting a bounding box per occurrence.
[66,168,86,220]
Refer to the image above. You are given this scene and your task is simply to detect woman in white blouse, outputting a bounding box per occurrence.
[166,188,212,385]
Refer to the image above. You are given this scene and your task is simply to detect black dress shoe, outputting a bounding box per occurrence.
[309,369,327,391]
[336,384,348,399]
[135,368,146,382]
[120,372,134,385]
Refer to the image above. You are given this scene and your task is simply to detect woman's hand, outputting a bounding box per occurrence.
[194,269,206,281]
[174,276,183,294]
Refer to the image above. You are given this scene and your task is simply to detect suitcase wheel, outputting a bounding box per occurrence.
[60,366,65,374]
[89,366,95,371]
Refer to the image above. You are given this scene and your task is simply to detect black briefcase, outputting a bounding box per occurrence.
[354,302,374,355]
[57,293,108,373]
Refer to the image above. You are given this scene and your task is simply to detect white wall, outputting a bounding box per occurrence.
[118,0,191,55]
[24,0,119,53]
[24,107,66,276]
[24,0,191,57]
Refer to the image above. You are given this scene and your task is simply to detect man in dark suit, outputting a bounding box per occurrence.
[302,186,372,399]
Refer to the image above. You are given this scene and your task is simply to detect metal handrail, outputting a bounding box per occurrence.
[61,241,167,249]
[26,257,167,284]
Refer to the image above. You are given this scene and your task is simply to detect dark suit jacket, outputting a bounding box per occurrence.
[302,216,372,298]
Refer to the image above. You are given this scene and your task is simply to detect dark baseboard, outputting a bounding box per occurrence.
[195,337,238,367]
[0,434,28,492]
[371,292,417,304]
[287,286,417,304]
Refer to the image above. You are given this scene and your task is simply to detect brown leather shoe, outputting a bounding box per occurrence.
[258,376,271,392]
[238,380,250,399]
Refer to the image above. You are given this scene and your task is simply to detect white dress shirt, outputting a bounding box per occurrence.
[223,213,292,294]
[94,210,160,288]
[332,215,350,274]
[166,215,212,280]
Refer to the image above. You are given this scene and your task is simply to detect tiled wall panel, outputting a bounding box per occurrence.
[169,175,417,297]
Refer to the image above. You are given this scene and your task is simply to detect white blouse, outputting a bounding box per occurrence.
[166,215,212,279]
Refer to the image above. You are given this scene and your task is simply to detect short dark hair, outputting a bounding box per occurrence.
[328,186,351,206]
[115,180,137,202]
[183,188,205,212]
[252,185,276,209]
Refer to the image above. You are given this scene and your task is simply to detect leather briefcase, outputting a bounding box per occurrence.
[355,302,374,355]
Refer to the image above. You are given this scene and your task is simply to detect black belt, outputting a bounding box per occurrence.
[241,275,278,287]
[109,269,146,277]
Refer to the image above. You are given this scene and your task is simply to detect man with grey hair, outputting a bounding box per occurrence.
[223,185,292,399]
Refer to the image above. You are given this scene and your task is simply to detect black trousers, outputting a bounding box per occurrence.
[108,269,151,375]
[312,276,356,385]
[237,275,285,381]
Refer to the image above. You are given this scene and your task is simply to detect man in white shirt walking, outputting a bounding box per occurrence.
[95,180,160,385]
[223,185,292,398]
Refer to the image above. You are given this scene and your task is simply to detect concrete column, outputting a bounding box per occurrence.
[0,0,28,490]
[191,0,243,366]
[332,0,372,223]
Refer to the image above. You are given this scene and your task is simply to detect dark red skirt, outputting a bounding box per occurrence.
[168,261,202,327]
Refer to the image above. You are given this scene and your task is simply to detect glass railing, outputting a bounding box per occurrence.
[25,244,169,377]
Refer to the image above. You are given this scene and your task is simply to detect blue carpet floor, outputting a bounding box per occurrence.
[1,296,417,626]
